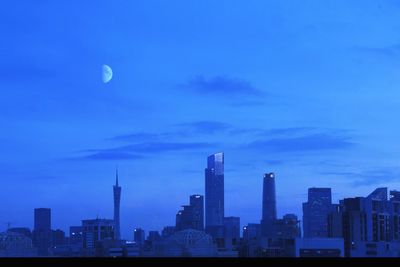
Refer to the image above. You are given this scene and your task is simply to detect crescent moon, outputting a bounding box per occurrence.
[102,64,113,83]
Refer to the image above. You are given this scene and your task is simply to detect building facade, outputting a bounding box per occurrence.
[190,194,204,231]
[176,195,204,231]
[293,238,344,257]
[133,228,145,248]
[159,229,217,257]
[205,152,224,228]
[32,208,52,256]
[223,216,240,251]
[328,188,400,257]
[303,188,332,238]
[81,218,115,256]
[273,214,301,240]
[261,173,277,239]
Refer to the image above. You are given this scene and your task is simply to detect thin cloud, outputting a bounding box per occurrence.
[109,121,233,143]
[246,133,354,153]
[175,121,232,134]
[183,75,264,97]
[264,127,317,136]
[83,152,144,161]
[76,141,215,161]
[108,132,162,142]
[321,169,400,187]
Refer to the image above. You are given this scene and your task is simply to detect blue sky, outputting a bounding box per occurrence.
[1,0,400,240]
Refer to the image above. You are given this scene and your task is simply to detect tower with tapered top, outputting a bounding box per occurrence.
[113,169,121,240]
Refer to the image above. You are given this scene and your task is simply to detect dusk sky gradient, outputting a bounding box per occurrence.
[1,0,400,240]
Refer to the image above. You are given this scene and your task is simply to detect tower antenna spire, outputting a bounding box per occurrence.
[116,165,119,187]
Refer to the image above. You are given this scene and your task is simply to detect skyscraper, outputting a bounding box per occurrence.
[175,195,204,231]
[261,173,277,238]
[190,194,204,231]
[34,208,51,231]
[113,169,121,240]
[32,208,52,256]
[303,187,332,238]
[205,152,224,228]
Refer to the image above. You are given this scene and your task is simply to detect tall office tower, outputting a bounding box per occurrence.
[34,208,51,231]
[261,173,277,238]
[190,194,204,231]
[113,169,121,240]
[205,152,224,228]
[32,208,52,256]
[175,195,205,231]
[302,187,332,238]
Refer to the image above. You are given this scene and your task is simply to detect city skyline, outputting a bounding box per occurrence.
[2,0,400,246]
[3,154,399,242]
[2,152,400,257]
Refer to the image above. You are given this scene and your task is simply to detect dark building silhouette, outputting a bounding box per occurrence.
[241,223,261,257]
[69,226,83,247]
[134,228,145,248]
[176,195,204,231]
[147,231,161,242]
[81,218,115,256]
[190,194,204,231]
[32,208,52,256]
[161,226,176,239]
[303,187,332,238]
[273,214,301,240]
[143,230,162,253]
[328,188,400,257]
[204,153,225,249]
[52,229,66,247]
[223,216,240,250]
[113,169,121,240]
[243,223,261,243]
[65,226,84,256]
[34,208,51,231]
[205,152,224,228]
[7,227,32,239]
[259,213,302,257]
[261,173,277,238]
